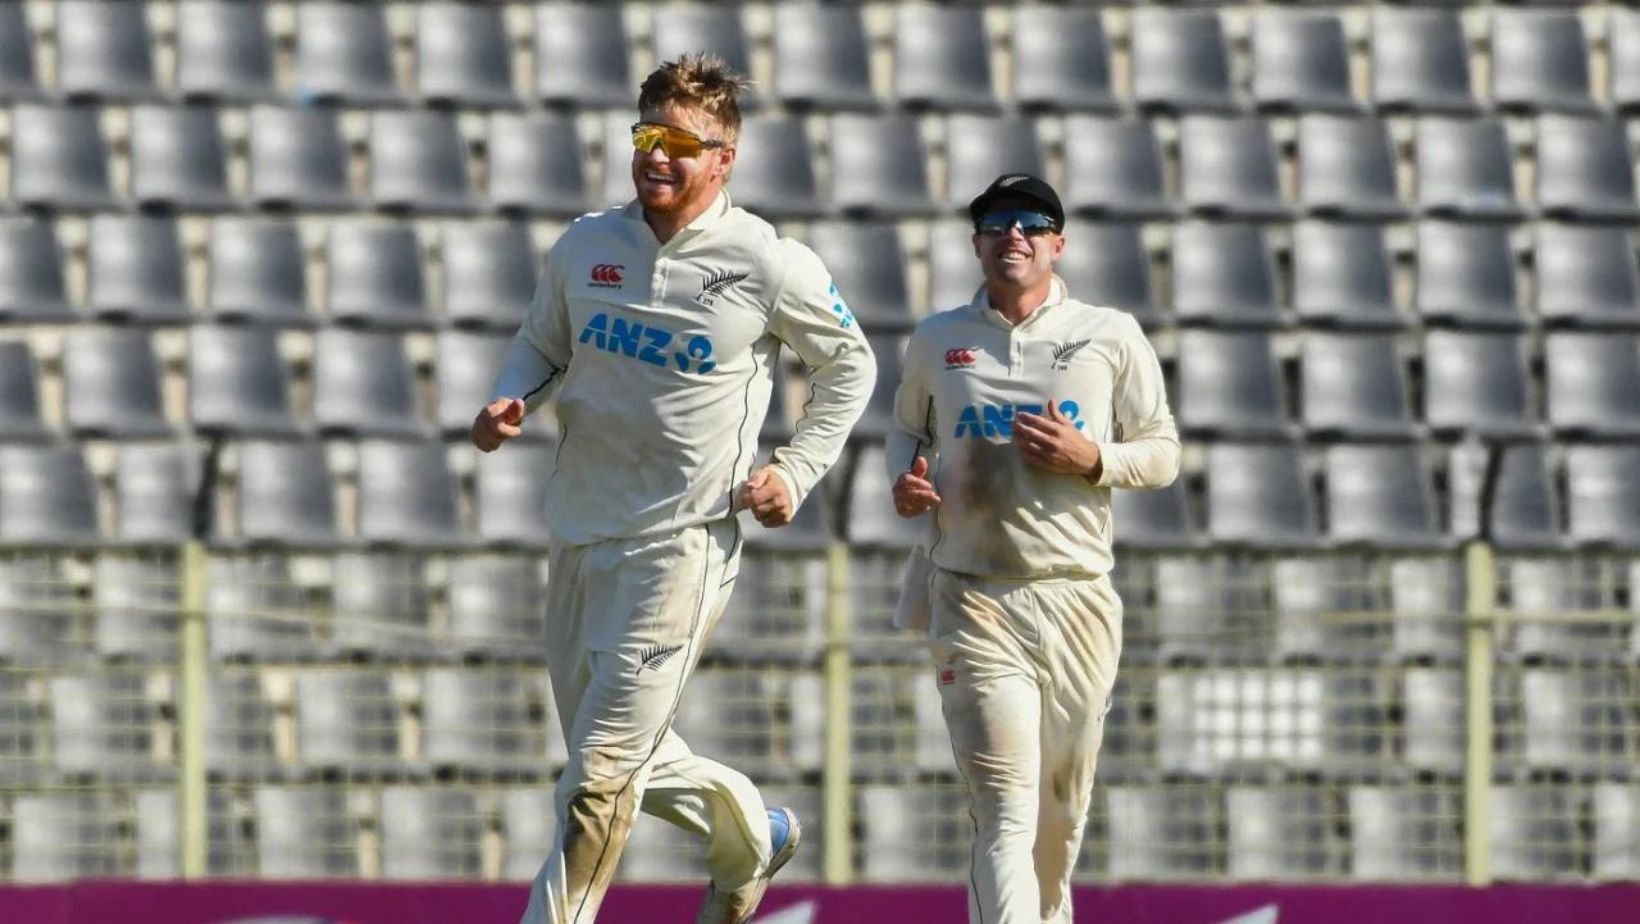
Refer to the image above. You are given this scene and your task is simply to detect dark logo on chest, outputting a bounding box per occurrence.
[1050,339,1091,370]
[695,269,748,307]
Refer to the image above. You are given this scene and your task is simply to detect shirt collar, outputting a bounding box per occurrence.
[969,275,1068,329]
[625,190,732,243]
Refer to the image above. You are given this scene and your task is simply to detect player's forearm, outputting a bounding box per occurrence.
[1093,433,1181,489]
[770,343,877,508]
[489,337,563,412]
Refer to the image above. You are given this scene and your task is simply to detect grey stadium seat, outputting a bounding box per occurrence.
[1205,443,1319,549]
[1448,443,1560,551]
[446,555,549,661]
[0,556,79,665]
[1518,670,1632,777]
[134,789,245,878]
[1301,332,1419,440]
[294,670,400,776]
[1348,787,1463,881]
[1545,333,1640,439]
[845,444,927,550]
[1491,11,1595,114]
[1325,444,1444,548]
[370,111,479,215]
[1056,223,1162,328]
[417,2,517,108]
[1131,10,1236,112]
[1611,10,1640,112]
[856,785,969,880]
[1269,556,1384,665]
[234,441,337,546]
[188,325,301,437]
[436,330,512,436]
[1170,222,1283,328]
[806,223,913,333]
[1226,787,1345,879]
[1422,331,1537,440]
[599,109,642,206]
[50,672,168,782]
[0,671,38,782]
[63,328,172,439]
[1535,115,1640,222]
[1291,221,1406,329]
[356,439,463,548]
[534,2,630,108]
[773,3,875,111]
[852,334,904,441]
[11,103,117,210]
[10,794,121,882]
[0,341,51,441]
[827,114,936,218]
[1178,116,1288,219]
[312,329,426,438]
[129,105,233,211]
[175,0,278,102]
[1415,222,1526,329]
[93,555,180,661]
[421,669,547,777]
[0,446,99,545]
[653,3,753,97]
[1416,118,1523,220]
[1176,330,1290,440]
[205,555,320,660]
[926,218,983,312]
[1296,115,1407,219]
[203,672,279,780]
[893,5,995,111]
[326,222,431,329]
[441,222,536,330]
[248,106,357,210]
[671,671,777,778]
[1012,6,1115,112]
[728,116,821,218]
[1535,225,1640,329]
[293,1,402,105]
[1112,482,1196,550]
[0,218,72,321]
[1503,558,1618,663]
[1593,785,1640,879]
[475,441,557,549]
[1402,668,1464,776]
[1252,12,1357,113]
[1372,10,1477,113]
[944,115,1045,211]
[56,0,157,100]
[207,217,311,326]
[1564,445,1640,548]
[0,0,40,100]
[86,215,191,324]
[330,552,436,661]
[1061,116,1173,219]
[501,787,556,880]
[1388,558,1465,665]
[488,112,587,217]
[254,787,359,878]
[1106,786,1220,881]
[1490,787,1579,881]
[380,788,483,880]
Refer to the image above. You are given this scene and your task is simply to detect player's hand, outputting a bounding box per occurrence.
[471,397,526,453]
[739,466,794,527]
[893,457,941,518]
[1014,400,1102,478]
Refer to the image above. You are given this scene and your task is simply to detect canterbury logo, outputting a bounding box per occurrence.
[1051,339,1091,369]
[944,347,977,369]
[589,263,625,286]
[696,269,747,307]
[636,644,682,674]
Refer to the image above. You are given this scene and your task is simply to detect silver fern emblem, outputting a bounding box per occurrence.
[696,269,748,307]
[1051,339,1091,370]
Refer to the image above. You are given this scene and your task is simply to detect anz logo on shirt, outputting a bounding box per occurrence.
[953,400,1085,439]
[828,284,856,329]
[577,312,716,373]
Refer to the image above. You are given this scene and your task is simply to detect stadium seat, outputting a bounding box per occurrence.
[134,789,245,878]
[1162,669,1386,778]
[1372,10,1477,113]
[1170,222,1283,328]
[0,0,41,100]
[1226,787,1345,879]
[728,116,821,218]
[56,0,157,100]
[1348,786,1463,880]
[1610,10,1640,112]
[234,441,337,546]
[294,670,400,776]
[670,670,777,779]
[355,439,463,549]
[621,810,709,882]
[207,218,311,326]
[1448,444,1560,552]
[416,2,517,108]
[62,328,172,438]
[534,1,630,108]
[1535,224,1640,329]
[1490,787,1580,881]
[1012,6,1115,112]
[440,221,537,330]
[1061,116,1173,219]
[944,114,1046,211]
[293,1,402,105]
[1415,224,1527,330]
[1204,442,1319,549]
[487,112,588,217]
[1387,557,1465,665]
[1295,116,1408,220]
[1545,333,1640,439]
[844,444,925,551]
[436,329,512,437]
[381,788,484,880]
[858,784,971,881]
[772,3,875,111]
[329,552,436,661]
[129,105,233,211]
[50,672,169,782]
[10,793,121,881]
[1105,786,1220,881]
[445,555,549,662]
[1326,444,1444,548]
[0,671,38,783]
[1491,10,1595,113]
[10,103,116,210]
[188,326,301,437]
[827,114,937,217]
[653,3,754,106]
[1592,784,1640,879]
[501,786,556,880]
[175,0,277,102]
[1178,117,1289,219]
[926,218,983,312]
[1251,12,1357,112]
[1151,555,1267,664]
[114,443,197,545]
[1293,222,1405,329]
[1416,118,1523,220]
[369,111,480,215]
[1300,332,1419,440]
[806,223,913,333]
[1564,445,1640,549]
[893,5,995,111]
[204,672,281,780]
[0,555,78,665]
[1401,668,1464,776]
[0,341,52,441]
[205,555,321,661]
[1056,223,1162,328]
[1271,556,1386,664]
[86,215,191,324]
[475,440,557,549]
[1534,115,1640,222]
[421,669,548,777]
[1176,330,1290,440]
[1131,10,1236,112]
[0,445,99,545]
[92,555,180,661]
[311,329,427,438]
[1112,483,1195,550]
[1503,557,1620,664]
[1518,669,1632,777]
[326,222,431,329]
[714,548,827,663]
[254,787,359,877]
[0,218,73,322]
[1422,331,1537,439]
[247,106,357,210]
[599,109,643,205]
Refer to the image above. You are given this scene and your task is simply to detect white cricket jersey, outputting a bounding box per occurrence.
[886,277,1180,581]
[491,193,876,545]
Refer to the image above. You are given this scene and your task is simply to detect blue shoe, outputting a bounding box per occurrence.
[696,807,802,924]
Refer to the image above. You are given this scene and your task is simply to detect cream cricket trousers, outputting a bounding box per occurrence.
[520,519,774,924]
[928,569,1123,924]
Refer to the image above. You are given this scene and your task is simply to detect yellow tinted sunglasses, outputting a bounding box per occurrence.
[631,121,726,159]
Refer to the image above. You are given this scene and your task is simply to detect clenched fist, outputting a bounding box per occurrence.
[739,466,794,527]
[471,397,526,453]
[893,457,941,518]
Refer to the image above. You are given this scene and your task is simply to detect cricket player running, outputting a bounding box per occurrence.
[888,175,1179,923]
[472,55,876,923]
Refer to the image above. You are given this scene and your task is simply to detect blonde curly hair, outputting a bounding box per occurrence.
[638,52,751,142]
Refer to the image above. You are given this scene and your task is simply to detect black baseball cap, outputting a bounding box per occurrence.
[968,173,1065,230]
